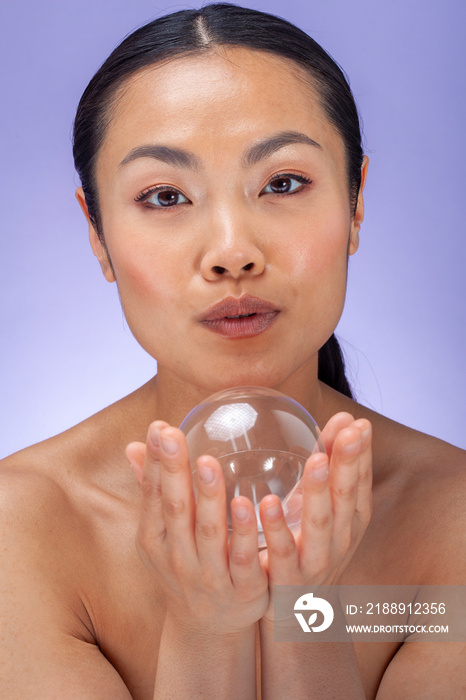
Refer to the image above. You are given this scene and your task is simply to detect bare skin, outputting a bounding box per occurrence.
[1,382,465,698]
[1,48,465,698]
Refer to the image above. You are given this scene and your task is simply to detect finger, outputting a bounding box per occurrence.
[329,425,362,542]
[194,455,229,575]
[134,421,170,559]
[300,453,333,575]
[282,479,303,533]
[229,496,264,587]
[126,440,146,485]
[259,495,299,584]
[159,426,196,552]
[319,412,355,459]
[353,419,373,528]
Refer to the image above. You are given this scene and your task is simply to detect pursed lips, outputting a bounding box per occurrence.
[197,295,280,338]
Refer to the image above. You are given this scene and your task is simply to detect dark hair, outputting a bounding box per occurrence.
[73,2,361,399]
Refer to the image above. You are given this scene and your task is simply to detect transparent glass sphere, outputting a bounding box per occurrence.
[180,386,325,548]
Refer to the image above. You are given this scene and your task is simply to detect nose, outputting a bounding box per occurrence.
[200,210,266,281]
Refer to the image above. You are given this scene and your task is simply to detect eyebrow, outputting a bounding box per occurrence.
[118,130,322,170]
[242,131,322,167]
[119,145,201,170]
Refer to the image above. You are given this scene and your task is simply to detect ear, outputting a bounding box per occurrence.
[75,187,116,283]
[348,155,369,256]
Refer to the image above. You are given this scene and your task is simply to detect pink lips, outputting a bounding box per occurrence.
[198,295,280,338]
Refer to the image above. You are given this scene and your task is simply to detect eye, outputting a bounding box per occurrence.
[261,173,312,196]
[135,186,190,208]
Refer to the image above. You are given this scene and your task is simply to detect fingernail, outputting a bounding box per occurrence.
[160,434,178,455]
[312,461,329,481]
[234,505,248,520]
[361,425,371,440]
[198,463,214,483]
[343,438,361,454]
[149,423,160,447]
[266,502,281,518]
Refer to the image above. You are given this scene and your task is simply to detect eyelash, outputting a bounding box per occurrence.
[134,172,313,207]
[261,172,313,195]
[133,185,184,203]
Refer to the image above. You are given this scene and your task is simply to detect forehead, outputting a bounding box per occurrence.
[98,47,344,171]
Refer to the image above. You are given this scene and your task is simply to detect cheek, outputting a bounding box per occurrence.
[285,207,351,352]
[99,192,185,301]
[105,231,185,333]
[287,207,350,286]
[118,253,169,298]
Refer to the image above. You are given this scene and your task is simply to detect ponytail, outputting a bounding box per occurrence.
[318,334,353,399]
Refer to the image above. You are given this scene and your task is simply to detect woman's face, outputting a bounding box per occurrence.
[80,48,366,396]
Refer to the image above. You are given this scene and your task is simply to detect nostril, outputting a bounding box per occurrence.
[210,261,256,277]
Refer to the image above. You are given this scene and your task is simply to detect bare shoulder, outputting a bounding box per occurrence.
[0,377,154,517]
[0,386,146,564]
[322,383,466,580]
[324,382,466,483]
[360,419,466,699]
[0,430,103,639]
[0,440,83,559]
[359,401,466,504]
[0,405,143,698]
[350,396,466,582]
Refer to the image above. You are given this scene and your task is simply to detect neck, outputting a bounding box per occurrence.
[150,359,329,430]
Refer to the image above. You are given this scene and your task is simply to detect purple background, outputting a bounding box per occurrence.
[1,0,465,458]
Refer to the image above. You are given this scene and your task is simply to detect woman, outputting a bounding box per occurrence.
[1,4,464,698]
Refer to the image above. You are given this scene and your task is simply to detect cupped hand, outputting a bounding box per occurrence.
[126,422,269,636]
[258,412,372,620]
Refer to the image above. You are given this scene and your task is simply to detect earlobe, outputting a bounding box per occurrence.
[349,156,369,256]
[348,229,360,256]
[75,187,116,283]
[88,227,117,283]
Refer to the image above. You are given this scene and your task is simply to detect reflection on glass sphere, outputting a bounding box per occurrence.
[180,386,325,548]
